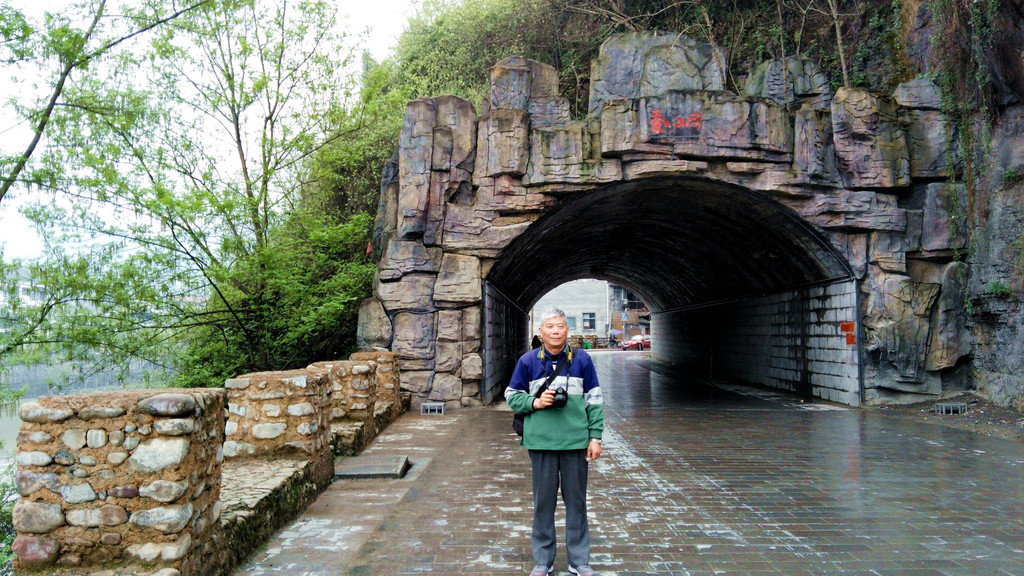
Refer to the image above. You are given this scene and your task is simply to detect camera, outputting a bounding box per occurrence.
[551,389,568,409]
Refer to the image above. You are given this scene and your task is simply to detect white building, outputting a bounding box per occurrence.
[531,279,610,337]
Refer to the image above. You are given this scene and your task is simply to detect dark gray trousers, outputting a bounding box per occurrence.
[529,449,590,568]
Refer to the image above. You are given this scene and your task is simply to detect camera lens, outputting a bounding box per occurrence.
[552,390,568,409]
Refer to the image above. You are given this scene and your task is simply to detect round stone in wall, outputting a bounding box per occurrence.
[137,393,196,417]
[13,501,65,533]
[11,535,60,566]
[128,438,190,473]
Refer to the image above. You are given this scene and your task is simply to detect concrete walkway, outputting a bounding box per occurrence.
[234,352,1024,576]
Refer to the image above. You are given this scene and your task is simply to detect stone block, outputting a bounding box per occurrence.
[398,98,434,240]
[137,393,196,417]
[921,182,968,253]
[62,429,87,450]
[18,402,73,423]
[862,271,940,384]
[901,108,958,178]
[391,312,437,363]
[743,57,832,109]
[623,159,708,180]
[794,104,839,182]
[474,109,530,180]
[641,92,793,163]
[429,373,462,402]
[525,123,622,185]
[870,232,908,273]
[433,254,481,306]
[13,501,64,533]
[462,307,482,353]
[800,190,906,232]
[356,297,392,350]
[401,371,433,395]
[489,57,551,110]
[11,535,59,566]
[377,273,437,313]
[461,354,483,380]
[927,262,972,370]
[436,309,463,342]
[377,237,444,281]
[599,99,674,156]
[128,438,190,473]
[435,340,462,373]
[892,77,942,109]
[140,480,189,503]
[589,32,725,116]
[832,87,910,188]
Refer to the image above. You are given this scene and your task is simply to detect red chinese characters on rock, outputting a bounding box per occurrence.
[649,108,703,136]
[650,109,671,134]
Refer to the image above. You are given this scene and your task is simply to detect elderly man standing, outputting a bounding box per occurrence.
[506,308,605,576]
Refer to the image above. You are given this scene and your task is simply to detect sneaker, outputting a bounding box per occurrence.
[569,565,598,576]
[530,566,553,576]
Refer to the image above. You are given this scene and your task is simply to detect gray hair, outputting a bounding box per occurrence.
[538,308,567,325]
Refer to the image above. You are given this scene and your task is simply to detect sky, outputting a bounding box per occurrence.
[0,0,421,260]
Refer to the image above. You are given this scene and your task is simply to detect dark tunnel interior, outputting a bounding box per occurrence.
[480,176,860,404]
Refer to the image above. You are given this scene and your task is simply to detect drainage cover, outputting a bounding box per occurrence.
[934,402,968,415]
[334,454,410,479]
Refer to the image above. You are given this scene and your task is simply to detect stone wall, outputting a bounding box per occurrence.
[13,389,225,575]
[360,32,977,406]
[12,352,405,575]
[223,369,330,461]
[349,351,404,426]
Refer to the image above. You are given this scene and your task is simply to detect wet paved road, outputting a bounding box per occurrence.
[234,351,1024,576]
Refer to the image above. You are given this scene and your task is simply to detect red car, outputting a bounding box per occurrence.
[621,334,651,350]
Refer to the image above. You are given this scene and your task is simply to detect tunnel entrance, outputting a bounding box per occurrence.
[482,177,860,406]
[362,39,972,408]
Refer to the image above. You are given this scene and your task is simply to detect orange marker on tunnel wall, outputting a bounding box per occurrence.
[840,322,857,346]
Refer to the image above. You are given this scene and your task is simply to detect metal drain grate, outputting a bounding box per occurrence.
[934,402,968,415]
[420,401,445,415]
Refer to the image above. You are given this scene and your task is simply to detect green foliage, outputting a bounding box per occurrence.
[1003,166,1024,188]
[0,461,14,572]
[2,0,377,393]
[175,212,375,387]
[395,0,599,114]
[303,58,411,217]
[988,280,1013,299]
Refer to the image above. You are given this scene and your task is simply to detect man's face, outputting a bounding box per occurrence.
[539,316,568,352]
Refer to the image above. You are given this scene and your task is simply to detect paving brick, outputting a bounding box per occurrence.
[233,353,1024,576]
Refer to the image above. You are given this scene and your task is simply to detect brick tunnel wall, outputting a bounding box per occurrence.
[482,282,530,404]
[653,279,861,406]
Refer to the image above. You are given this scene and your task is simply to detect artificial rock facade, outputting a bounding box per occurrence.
[361,33,974,406]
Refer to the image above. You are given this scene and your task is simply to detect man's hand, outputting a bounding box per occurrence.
[532,388,555,409]
[586,439,602,461]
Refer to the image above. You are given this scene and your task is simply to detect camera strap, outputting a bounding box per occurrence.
[535,347,571,397]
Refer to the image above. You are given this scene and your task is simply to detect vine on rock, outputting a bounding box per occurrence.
[928,0,1005,280]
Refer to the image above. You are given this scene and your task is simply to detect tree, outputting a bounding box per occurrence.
[0,0,212,207]
[2,0,375,392]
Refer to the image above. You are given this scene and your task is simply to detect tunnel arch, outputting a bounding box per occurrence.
[482,176,861,405]
[487,176,852,311]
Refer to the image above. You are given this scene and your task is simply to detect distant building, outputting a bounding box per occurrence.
[530,279,649,341]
